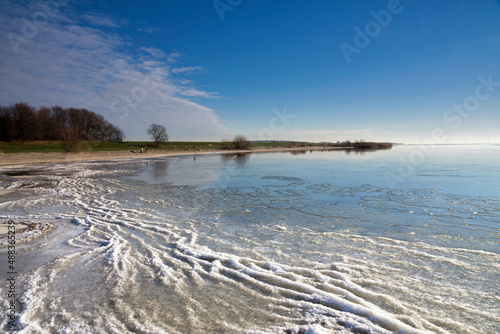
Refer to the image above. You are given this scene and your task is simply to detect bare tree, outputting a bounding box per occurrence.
[62,126,82,152]
[0,103,124,143]
[0,105,14,142]
[12,102,37,141]
[147,123,168,147]
[37,106,58,140]
[232,135,250,149]
[221,139,234,150]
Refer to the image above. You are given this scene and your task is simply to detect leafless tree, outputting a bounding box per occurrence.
[37,106,58,140]
[12,102,37,141]
[147,123,168,147]
[232,135,250,149]
[0,105,14,141]
[62,126,82,152]
[221,139,234,150]
[0,102,124,143]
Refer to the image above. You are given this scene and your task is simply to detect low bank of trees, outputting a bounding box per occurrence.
[0,102,124,143]
[352,140,392,149]
[348,140,392,149]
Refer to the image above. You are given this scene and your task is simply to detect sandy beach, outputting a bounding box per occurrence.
[0,146,343,167]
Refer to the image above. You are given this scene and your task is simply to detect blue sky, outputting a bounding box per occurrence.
[1,0,499,143]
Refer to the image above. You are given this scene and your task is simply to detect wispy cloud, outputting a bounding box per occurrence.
[460,35,500,46]
[81,13,121,28]
[137,25,161,34]
[180,89,220,99]
[167,51,182,63]
[0,0,228,140]
[139,46,168,59]
[171,66,205,74]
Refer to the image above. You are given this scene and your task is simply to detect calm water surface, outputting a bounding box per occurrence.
[0,145,498,333]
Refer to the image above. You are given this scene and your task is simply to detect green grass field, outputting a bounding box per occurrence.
[0,141,66,153]
[0,140,389,154]
[0,140,302,154]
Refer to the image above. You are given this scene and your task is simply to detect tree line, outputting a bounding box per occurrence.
[0,102,124,142]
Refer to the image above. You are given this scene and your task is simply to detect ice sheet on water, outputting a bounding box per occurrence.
[0,155,498,334]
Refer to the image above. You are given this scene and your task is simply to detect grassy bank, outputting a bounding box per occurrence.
[0,140,391,154]
[0,141,133,153]
[0,140,299,154]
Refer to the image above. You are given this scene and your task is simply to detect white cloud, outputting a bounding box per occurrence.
[171,66,204,74]
[0,0,228,140]
[166,51,182,63]
[81,13,121,28]
[139,46,168,59]
[137,25,161,34]
[179,89,220,99]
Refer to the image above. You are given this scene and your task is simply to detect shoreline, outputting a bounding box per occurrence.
[0,146,347,167]
[0,145,344,244]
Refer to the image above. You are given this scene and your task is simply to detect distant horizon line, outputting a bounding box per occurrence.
[123,139,500,146]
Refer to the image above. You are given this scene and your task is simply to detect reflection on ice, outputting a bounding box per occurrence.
[221,152,251,164]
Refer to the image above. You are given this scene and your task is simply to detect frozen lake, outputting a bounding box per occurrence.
[1,145,499,333]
